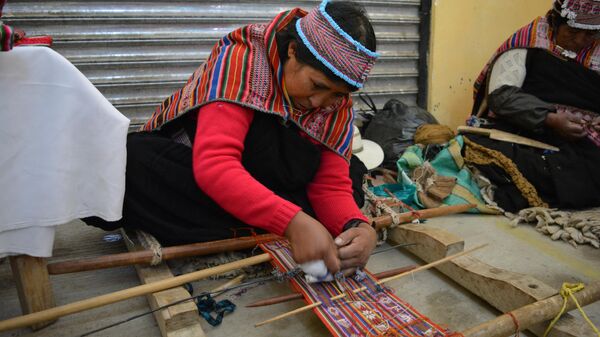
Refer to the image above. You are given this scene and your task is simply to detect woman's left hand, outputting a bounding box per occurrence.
[334,222,377,275]
[592,115,600,131]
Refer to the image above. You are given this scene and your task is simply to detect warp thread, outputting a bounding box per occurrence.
[136,230,163,266]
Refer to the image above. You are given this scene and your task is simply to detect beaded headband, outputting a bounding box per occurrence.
[556,0,600,30]
[296,0,379,88]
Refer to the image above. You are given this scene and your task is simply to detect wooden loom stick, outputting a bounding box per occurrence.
[254,244,487,327]
[47,234,280,275]
[462,281,600,337]
[371,203,475,231]
[0,253,272,332]
[246,264,418,307]
[47,203,471,274]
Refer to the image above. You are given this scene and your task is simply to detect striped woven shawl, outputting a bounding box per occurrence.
[472,15,600,115]
[143,9,355,160]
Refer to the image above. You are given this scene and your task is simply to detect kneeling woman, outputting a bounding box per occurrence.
[85,1,378,275]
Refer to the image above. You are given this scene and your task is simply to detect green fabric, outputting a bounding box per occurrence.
[396,136,496,214]
[369,183,417,209]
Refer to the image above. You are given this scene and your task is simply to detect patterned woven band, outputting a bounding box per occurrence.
[556,0,600,29]
[260,240,454,337]
[296,0,379,88]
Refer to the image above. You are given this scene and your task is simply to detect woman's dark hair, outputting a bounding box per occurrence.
[276,1,377,92]
[548,7,569,32]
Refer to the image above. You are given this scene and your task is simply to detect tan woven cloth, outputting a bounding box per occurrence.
[414,124,455,145]
[463,136,548,208]
[412,163,457,208]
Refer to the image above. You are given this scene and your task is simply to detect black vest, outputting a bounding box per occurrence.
[522,49,600,112]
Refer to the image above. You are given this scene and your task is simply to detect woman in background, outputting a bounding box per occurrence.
[469,0,600,212]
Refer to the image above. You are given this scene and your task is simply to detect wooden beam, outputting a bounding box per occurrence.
[9,255,56,330]
[47,234,280,275]
[123,232,206,337]
[387,224,593,337]
[462,281,600,337]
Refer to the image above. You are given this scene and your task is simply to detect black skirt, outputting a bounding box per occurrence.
[468,123,600,212]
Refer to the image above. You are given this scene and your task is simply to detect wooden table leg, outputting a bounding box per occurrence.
[9,255,56,330]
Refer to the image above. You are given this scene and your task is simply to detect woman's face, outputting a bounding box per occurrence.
[555,24,599,53]
[283,42,351,112]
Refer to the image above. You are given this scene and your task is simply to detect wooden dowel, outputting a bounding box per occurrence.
[462,281,600,337]
[378,244,486,284]
[255,244,487,327]
[373,265,418,280]
[372,203,475,231]
[246,265,418,308]
[0,254,272,332]
[211,274,245,294]
[246,293,304,308]
[48,204,472,275]
[47,234,280,275]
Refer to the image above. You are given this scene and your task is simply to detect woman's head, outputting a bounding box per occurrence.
[277,1,377,111]
[551,0,600,52]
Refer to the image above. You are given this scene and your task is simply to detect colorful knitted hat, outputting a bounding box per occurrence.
[555,0,600,30]
[295,0,379,88]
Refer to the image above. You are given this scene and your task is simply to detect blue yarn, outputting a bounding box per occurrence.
[196,294,236,327]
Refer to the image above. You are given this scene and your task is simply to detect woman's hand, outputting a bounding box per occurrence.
[285,211,340,273]
[334,222,377,275]
[545,111,586,141]
[592,116,600,132]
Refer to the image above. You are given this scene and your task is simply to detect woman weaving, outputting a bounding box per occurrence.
[468,0,600,212]
[85,1,378,276]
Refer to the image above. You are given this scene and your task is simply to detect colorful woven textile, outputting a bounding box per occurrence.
[260,240,454,337]
[142,8,356,160]
[556,0,600,29]
[472,15,600,115]
[296,0,378,88]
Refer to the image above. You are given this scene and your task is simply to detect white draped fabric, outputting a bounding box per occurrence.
[0,46,129,257]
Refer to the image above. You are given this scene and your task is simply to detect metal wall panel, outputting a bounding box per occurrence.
[4,1,423,128]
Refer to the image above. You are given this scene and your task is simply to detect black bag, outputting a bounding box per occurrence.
[361,95,438,169]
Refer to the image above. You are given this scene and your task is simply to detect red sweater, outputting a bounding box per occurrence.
[192,102,367,237]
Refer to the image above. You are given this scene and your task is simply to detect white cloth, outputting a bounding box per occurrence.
[0,46,129,257]
[488,49,528,93]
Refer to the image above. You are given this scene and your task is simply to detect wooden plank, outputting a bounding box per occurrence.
[8,255,56,330]
[123,232,206,337]
[387,224,594,337]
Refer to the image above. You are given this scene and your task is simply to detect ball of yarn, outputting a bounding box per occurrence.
[300,260,334,283]
[414,124,455,145]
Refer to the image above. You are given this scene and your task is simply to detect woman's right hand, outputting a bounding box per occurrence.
[284,211,341,274]
[545,111,586,141]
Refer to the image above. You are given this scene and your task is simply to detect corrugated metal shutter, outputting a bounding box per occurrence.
[3,1,422,128]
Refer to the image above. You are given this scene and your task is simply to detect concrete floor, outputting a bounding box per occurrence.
[1,213,599,337]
